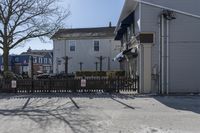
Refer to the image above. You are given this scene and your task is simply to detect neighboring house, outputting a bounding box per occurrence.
[0,49,53,75]
[0,55,13,73]
[52,25,121,74]
[21,48,53,74]
[115,0,200,94]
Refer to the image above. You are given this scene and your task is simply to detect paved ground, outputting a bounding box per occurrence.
[0,93,199,133]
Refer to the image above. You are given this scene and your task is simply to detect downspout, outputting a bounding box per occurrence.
[158,16,161,94]
[166,20,169,95]
[161,14,165,94]
[139,2,143,92]
[160,10,175,94]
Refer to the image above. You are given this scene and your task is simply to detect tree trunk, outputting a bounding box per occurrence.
[3,47,9,72]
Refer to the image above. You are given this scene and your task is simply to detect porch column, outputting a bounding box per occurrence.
[140,43,152,93]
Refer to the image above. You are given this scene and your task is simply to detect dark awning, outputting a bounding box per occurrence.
[115,11,134,40]
[115,27,126,40]
[121,11,134,26]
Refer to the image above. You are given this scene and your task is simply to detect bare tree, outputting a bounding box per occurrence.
[0,0,70,72]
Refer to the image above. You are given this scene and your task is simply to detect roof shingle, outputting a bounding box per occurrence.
[51,27,116,39]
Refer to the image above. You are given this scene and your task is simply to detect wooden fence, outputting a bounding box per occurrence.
[0,77,139,93]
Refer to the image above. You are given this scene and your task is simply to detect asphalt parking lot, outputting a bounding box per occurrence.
[0,93,199,133]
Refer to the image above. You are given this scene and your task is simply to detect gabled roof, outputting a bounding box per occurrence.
[51,27,116,39]
[116,0,200,33]
[21,49,53,57]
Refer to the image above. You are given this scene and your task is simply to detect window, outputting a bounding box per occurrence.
[39,58,43,64]
[69,40,76,52]
[123,32,127,43]
[94,40,99,51]
[44,58,48,64]
[130,23,134,36]
[23,66,28,72]
[33,57,37,63]
[15,57,19,62]
[127,27,131,41]
[49,59,52,64]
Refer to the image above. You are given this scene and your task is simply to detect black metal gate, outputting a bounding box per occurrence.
[0,77,139,93]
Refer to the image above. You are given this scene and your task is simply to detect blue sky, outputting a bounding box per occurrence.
[6,0,124,55]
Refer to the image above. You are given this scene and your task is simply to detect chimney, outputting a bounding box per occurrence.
[27,47,32,52]
[109,22,112,28]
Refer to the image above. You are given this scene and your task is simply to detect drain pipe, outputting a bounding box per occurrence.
[160,10,176,94]
[161,14,165,94]
[166,20,169,95]
[158,16,161,94]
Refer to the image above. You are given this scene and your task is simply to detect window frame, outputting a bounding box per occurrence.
[15,57,19,62]
[94,40,100,52]
[39,57,43,64]
[44,58,48,64]
[33,57,37,63]
[69,40,76,52]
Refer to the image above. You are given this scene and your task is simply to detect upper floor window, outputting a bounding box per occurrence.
[123,32,127,43]
[127,27,131,41]
[69,40,76,52]
[49,59,52,64]
[39,57,43,64]
[44,58,48,64]
[33,57,37,63]
[94,40,99,51]
[130,23,134,36]
[15,57,19,62]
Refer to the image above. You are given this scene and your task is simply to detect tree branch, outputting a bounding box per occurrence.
[0,0,70,50]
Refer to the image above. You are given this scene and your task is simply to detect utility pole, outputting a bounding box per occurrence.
[31,56,34,93]
[31,56,33,79]
[79,62,83,71]
[56,57,59,74]
[63,56,72,75]
[107,57,110,71]
[96,56,106,71]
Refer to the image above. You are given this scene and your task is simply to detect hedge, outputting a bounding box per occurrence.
[76,71,125,77]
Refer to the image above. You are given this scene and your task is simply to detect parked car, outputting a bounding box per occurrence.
[48,73,75,79]
[15,74,23,79]
[3,71,23,80]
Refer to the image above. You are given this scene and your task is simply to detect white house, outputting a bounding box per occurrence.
[52,26,121,74]
[115,0,200,94]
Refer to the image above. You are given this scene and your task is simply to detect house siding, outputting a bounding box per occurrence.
[53,38,120,73]
[140,3,200,93]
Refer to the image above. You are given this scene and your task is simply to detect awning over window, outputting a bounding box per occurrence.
[115,11,134,40]
[121,11,134,26]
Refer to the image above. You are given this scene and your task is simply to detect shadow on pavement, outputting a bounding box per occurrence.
[154,96,200,114]
[0,93,137,132]
[111,97,135,110]
[0,97,99,133]
[0,93,135,100]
